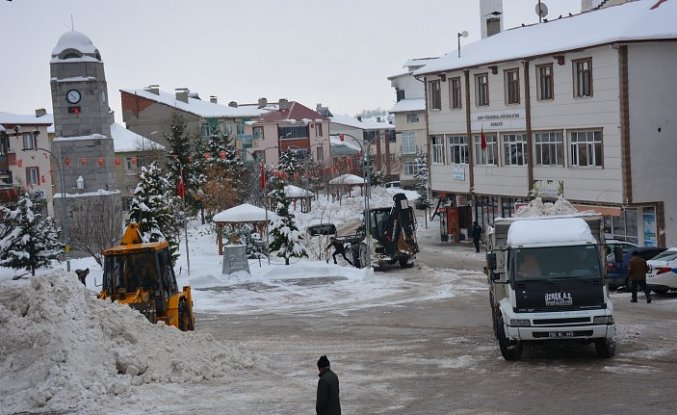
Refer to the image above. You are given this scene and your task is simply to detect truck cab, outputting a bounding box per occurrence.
[487,215,615,360]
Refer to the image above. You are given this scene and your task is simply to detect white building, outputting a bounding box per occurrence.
[415,0,677,247]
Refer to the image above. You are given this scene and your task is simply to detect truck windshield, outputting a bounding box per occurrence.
[103,252,158,294]
[512,245,601,282]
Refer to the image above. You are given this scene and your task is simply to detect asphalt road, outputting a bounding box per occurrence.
[196,222,677,415]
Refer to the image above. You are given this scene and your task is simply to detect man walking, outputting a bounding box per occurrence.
[316,355,341,415]
[326,237,352,265]
[628,250,652,303]
[472,221,483,253]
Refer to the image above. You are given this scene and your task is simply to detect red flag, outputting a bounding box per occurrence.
[259,163,266,190]
[480,128,487,151]
[339,134,345,142]
[177,174,185,199]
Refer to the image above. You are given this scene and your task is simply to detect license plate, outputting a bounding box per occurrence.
[548,331,575,338]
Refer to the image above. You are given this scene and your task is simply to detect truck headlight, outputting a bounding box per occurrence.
[510,319,531,327]
[593,315,614,325]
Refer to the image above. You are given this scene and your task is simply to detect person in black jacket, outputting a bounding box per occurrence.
[325,237,352,265]
[472,221,483,253]
[316,355,341,415]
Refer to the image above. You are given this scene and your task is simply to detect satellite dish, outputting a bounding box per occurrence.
[535,2,549,19]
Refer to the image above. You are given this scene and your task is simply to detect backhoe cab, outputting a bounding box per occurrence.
[98,223,194,331]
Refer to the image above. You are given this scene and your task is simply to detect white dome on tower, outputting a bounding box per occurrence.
[51,30,101,61]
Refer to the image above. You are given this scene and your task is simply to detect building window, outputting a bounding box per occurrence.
[537,64,554,100]
[253,126,264,140]
[406,113,419,123]
[447,135,468,164]
[200,123,211,138]
[569,130,603,167]
[396,89,405,102]
[534,131,564,166]
[475,73,489,106]
[450,77,462,109]
[22,133,38,150]
[432,135,445,164]
[502,133,527,166]
[573,58,593,97]
[316,146,324,162]
[236,123,245,135]
[604,209,638,245]
[279,126,308,139]
[473,133,498,165]
[315,123,323,137]
[504,69,520,104]
[26,167,39,185]
[404,161,417,176]
[429,80,441,110]
[401,131,416,155]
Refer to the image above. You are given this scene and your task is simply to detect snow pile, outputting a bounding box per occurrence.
[513,197,581,217]
[0,272,257,414]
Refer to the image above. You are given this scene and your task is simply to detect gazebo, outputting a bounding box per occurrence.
[212,203,279,255]
[268,184,314,213]
[328,174,365,200]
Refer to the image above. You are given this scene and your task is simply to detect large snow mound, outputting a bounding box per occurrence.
[0,272,257,414]
[513,197,582,217]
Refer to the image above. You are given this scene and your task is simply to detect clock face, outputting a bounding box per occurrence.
[66,89,81,104]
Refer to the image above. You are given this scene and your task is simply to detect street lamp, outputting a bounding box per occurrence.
[457,30,468,58]
[334,133,372,268]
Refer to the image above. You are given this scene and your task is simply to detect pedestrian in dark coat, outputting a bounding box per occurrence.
[316,355,341,415]
[326,237,352,265]
[472,221,483,253]
[628,250,652,303]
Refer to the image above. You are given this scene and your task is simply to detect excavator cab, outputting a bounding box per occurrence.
[99,223,194,331]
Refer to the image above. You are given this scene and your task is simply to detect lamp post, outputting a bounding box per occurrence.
[457,30,468,58]
[335,133,371,268]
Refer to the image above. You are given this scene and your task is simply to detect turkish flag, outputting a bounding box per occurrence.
[480,128,487,151]
[177,174,185,199]
[259,163,266,190]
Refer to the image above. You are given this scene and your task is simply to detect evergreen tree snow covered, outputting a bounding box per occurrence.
[268,173,307,265]
[414,151,431,210]
[0,192,63,276]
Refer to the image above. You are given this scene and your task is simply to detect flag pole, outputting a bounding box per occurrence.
[178,166,191,276]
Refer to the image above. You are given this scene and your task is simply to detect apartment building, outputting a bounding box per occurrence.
[415,0,677,246]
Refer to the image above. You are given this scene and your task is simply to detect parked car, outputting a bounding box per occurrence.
[606,246,666,289]
[306,223,337,236]
[646,247,677,294]
[384,181,401,189]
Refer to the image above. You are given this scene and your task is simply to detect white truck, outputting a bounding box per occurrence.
[485,214,616,360]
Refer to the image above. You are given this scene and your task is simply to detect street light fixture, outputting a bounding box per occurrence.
[457,30,469,58]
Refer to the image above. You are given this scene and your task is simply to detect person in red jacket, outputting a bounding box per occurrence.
[316,355,341,415]
[628,250,652,303]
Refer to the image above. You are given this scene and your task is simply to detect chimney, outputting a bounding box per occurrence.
[581,0,606,11]
[258,97,268,108]
[316,103,322,111]
[210,96,218,104]
[228,101,238,108]
[357,116,362,122]
[480,0,503,39]
[175,88,189,103]
[278,98,289,110]
[35,108,47,118]
[146,84,160,95]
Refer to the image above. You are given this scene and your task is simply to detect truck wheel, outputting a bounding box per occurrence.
[497,317,522,361]
[595,338,616,358]
[399,259,414,268]
[178,299,194,331]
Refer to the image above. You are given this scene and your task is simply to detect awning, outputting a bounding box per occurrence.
[574,204,622,217]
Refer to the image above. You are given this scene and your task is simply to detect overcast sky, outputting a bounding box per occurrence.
[1,0,581,121]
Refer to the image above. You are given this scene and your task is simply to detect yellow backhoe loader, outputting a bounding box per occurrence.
[98,223,195,331]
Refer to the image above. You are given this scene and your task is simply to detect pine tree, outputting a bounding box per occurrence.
[128,162,182,265]
[414,151,431,210]
[165,112,205,212]
[0,192,64,276]
[268,173,307,265]
[278,149,303,181]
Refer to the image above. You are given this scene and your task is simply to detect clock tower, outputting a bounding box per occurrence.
[49,30,121,254]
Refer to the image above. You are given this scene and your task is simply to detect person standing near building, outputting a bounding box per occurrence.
[628,250,652,303]
[472,221,483,253]
[316,355,341,415]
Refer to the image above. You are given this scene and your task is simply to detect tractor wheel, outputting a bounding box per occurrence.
[359,243,369,269]
[399,259,414,268]
[178,299,194,331]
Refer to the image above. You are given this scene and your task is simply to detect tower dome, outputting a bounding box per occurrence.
[51,31,101,61]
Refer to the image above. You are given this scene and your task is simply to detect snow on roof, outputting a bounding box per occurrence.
[330,114,365,129]
[390,98,426,113]
[213,203,279,223]
[329,135,362,151]
[51,31,99,57]
[111,123,165,153]
[54,133,108,142]
[0,112,53,126]
[329,174,364,185]
[507,217,596,247]
[120,88,267,119]
[267,185,313,198]
[416,0,677,76]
